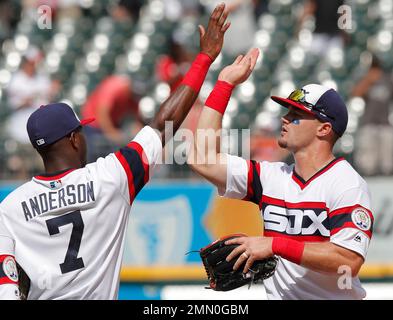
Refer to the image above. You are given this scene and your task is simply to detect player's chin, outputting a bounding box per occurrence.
[277,137,288,149]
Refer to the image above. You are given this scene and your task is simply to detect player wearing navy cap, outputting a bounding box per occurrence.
[26,103,95,149]
[188,55,374,299]
[0,4,230,300]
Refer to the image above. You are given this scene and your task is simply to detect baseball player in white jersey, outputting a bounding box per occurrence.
[0,3,231,300]
[188,49,374,299]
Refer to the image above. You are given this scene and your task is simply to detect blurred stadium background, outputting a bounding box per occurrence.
[1,0,393,299]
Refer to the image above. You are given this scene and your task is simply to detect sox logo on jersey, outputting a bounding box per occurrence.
[263,205,329,236]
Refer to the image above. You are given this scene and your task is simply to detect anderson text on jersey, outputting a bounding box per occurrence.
[21,181,95,221]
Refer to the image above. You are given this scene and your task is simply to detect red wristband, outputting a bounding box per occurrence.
[205,80,234,115]
[272,237,305,265]
[181,53,213,92]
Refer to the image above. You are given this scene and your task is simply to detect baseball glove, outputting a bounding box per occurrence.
[199,234,277,291]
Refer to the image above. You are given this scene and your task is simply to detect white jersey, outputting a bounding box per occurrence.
[220,154,374,300]
[0,126,162,300]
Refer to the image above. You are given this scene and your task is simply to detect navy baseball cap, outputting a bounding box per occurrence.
[27,103,95,149]
[271,84,348,136]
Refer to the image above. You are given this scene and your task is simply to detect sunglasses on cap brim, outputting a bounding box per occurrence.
[288,89,334,121]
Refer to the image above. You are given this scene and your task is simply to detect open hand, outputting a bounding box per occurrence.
[199,3,231,61]
[218,48,260,86]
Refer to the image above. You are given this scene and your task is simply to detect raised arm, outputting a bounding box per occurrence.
[187,49,260,192]
[150,3,230,145]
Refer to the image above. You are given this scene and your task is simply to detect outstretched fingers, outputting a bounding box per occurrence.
[210,3,225,24]
[218,9,229,28]
[239,57,252,74]
[248,48,260,70]
[222,21,231,33]
[210,3,223,21]
[242,48,259,68]
[200,3,229,61]
[209,3,230,35]
[198,25,206,38]
[233,55,244,65]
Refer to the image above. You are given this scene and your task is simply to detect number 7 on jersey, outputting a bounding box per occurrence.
[46,210,85,274]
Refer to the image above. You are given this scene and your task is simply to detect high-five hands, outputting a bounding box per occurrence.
[218,48,260,86]
[200,3,231,61]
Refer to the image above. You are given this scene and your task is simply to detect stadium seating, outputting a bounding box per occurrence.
[0,0,392,178]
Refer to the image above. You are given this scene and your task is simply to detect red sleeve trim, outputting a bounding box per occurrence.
[329,204,374,221]
[0,255,10,263]
[115,150,136,203]
[0,277,18,285]
[127,141,149,185]
[330,222,372,238]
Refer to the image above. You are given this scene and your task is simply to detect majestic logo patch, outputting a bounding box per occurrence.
[2,256,18,282]
[354,234,362,243]
[351,208,371,231]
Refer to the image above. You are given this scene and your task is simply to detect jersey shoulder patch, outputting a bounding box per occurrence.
[351,207,372,231]
[0,255,19,283]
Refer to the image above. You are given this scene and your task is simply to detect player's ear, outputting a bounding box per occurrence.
[316,122,334,139]
[69,131,78,150]
[69,127,83,150]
